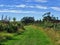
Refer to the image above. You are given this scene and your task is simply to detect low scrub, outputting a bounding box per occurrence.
[0,33,14,45]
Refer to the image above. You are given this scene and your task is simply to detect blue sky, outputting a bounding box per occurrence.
[0,0,60,20]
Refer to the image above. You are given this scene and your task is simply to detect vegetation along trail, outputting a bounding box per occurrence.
[4,25,54,45]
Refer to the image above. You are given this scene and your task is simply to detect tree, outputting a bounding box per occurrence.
[42,12,51,17]
[13,17,16,22]
[8,17,11,22]
[43,12,52,22]
[1,15,4,21]
[21,17,35,24]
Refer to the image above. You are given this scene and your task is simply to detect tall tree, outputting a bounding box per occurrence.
[1,15,4,21]
[21,17,35,24]
[42,12,52,22]
[13,17,16,22]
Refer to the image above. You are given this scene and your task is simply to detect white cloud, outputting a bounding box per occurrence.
[15,4,47,9]
[25,0,48,2]
[15,4,26,8]
[35,5,47,9]
[27,6,34,8]
[0,10,19,13]
[0,4,48,10]
[0,9,41,14]
[35,0,48,2]
[0,4,4,7]
[51,7,60,11]
[0,4,15,7]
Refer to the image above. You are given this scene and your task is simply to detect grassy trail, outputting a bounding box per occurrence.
[4,25,54,45]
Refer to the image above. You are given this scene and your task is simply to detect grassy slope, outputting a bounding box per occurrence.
[4,25,54,45]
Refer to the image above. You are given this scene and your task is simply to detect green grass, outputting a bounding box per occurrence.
[3,25,54,45]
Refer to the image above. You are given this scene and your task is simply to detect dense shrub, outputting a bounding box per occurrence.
[21,17,35,25]
[0,24,4,31]
[0,33,14,45]
[0,22,25,33]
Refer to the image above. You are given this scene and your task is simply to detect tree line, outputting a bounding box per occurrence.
[0,12,60,33]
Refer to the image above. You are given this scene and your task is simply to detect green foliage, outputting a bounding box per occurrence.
[0,21,25,33]
[41,12,60,30]
[0,24,4,31]
[0,12,60,45]
[4,34,13,40]
[43,12,58,22]
[0,33,14,45]
[3,26,54,45]
[21,17,35,25]
[13,17,16,22]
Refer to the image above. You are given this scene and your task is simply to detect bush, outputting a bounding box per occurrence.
[0,24,4,31]
[4,34,13,40]
[0,36,6,42]
[21,17,35,25]
[0,21,25,33]
[6,24,18,33]
[0,33,14,42]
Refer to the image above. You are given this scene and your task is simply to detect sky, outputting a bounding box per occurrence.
[0,0,60,20]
